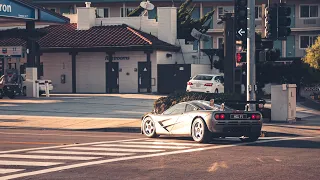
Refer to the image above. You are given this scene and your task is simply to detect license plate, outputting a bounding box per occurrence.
[231,114,247,119]
[196,83,201,87]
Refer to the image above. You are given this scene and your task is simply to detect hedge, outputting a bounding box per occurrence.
[153,92,247,114]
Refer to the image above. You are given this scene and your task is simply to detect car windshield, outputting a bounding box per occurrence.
[193,75,213,81]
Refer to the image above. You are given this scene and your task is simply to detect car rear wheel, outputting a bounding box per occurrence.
[191,118,211,143]
[239,133,260,142]
[142,117,157,138]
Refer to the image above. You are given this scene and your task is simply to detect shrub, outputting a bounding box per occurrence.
[153,92,247,114]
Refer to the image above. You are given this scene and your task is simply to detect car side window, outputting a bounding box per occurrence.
[163,106,177,115]
[163,103,186,115]
[185,104,196,112]
[214,76,220,83]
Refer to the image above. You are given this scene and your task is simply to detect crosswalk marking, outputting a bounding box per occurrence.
[0,160,63,167]
[0,168,24,174]
[28,150,134,156]
[94,144,188,149]
[123,141,207,146]
[0,154,101,161]
[63,147,164,153]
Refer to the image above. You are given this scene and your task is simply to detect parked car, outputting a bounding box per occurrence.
[141,100,262,143]
[20,74,53,96]
[186,74,224,93]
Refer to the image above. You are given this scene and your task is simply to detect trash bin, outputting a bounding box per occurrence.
[271,84,297,122]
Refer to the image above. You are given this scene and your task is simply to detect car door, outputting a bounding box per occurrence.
[156,103,186,134]
[170,104,198,135]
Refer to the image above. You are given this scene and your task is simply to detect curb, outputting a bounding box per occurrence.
[0,126,141,133]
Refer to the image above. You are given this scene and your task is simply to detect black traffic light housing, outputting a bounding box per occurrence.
[277,3,292,40]
[234,0,248,41]
[266,49,281,61]
[265,4,278,40]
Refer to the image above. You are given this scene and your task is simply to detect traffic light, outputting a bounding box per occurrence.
[265,4,278,40]
[234,0,247,41]
[277,3,291,40]
[236,52,246,63]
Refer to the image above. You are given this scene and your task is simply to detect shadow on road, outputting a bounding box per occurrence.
[244,139,320,149]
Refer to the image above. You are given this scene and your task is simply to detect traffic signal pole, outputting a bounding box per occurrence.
[247,0,256,111]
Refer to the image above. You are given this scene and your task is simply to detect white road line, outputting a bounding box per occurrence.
[63,147,164,153]
[28,150,134,156]
[0,138,148,154]
[0,154,101,161]
[0,168,24,174]
[122,141,207,146]
[1,136,318,180]
[0,160,62,167]
[0,132,128,138]
[94,144,188,149]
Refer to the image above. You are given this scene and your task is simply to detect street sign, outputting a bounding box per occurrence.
[238,28,245,37]
[0,46,23,57]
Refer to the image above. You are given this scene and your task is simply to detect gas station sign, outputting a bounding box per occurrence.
[0,0,37,20]
[0,46,23,57]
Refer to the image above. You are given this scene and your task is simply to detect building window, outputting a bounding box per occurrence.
[121,7,136,17]
[300,5,319,18]
[300,35,318,49]
[217,7,224,20]
[96,8,109,18]
[48,8,56,12]
[217,37,224,49]
[255,6,262,19]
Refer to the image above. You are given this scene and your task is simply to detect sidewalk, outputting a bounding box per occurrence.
[0,94,319,137]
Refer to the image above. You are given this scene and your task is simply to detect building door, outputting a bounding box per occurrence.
[138,62,151,93]
[105,62,119,93]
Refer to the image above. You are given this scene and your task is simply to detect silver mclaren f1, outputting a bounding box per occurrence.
[141,100,263,143]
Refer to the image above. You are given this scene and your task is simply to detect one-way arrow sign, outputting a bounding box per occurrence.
[238,28,245,36]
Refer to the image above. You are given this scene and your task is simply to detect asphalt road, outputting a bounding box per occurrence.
[0,129,319,180]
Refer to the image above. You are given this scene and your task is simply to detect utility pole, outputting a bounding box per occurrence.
[247,0,256,111]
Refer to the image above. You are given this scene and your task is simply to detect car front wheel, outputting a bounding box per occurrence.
[142,117,157,138]
[191,118,211,143]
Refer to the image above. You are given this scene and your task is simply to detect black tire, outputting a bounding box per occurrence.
[240,133,260,142]
[142,117,157,138]
[191,118,211,143]
[7,92,15,99]
[22,87,26,96]
[0,90,3,99]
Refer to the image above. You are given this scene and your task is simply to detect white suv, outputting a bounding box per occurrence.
[186,74,224,93]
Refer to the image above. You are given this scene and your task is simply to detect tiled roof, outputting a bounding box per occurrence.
[0,38,26,47]
[0,23,179,51]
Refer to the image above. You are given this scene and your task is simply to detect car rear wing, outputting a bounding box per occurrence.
[214,100,266,111]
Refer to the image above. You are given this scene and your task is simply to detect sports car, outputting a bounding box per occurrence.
[141,100,263,143]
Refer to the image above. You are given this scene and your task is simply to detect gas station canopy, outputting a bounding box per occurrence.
[0,0,69,26]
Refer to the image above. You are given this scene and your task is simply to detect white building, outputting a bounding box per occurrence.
[0,3,220,94]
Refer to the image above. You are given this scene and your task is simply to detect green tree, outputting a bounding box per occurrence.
[302,36,320,70]
[127,0,215,42]
[177,0,214,41]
